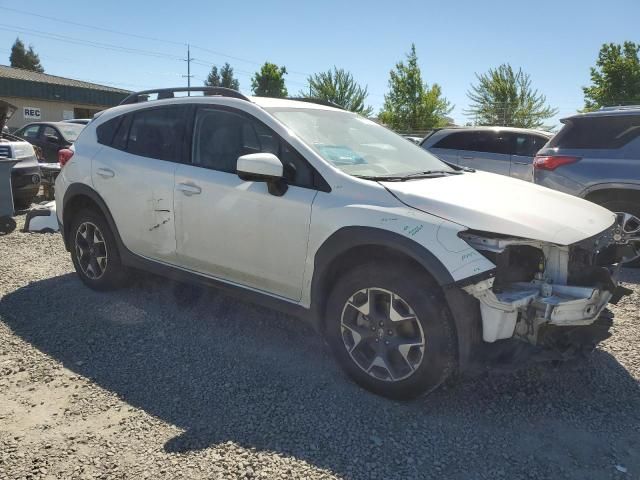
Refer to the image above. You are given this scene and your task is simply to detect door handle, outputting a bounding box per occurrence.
[513,162,530,166]
[462,156,473,160]
[177,183,202,196]
[96,168,115,178]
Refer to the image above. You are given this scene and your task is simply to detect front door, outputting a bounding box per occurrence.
[174,106,317,301]
[92,105,189,262]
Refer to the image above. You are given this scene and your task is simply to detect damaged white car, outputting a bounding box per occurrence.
[55,87,639,399]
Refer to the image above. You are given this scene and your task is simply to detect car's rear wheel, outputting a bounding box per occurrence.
[70,209,127,290]
[325,262,457,400]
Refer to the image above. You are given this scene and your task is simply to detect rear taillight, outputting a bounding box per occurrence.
[533,155,580,171]
[58,148,74,167]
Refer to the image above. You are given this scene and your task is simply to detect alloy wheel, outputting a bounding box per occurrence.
[75,222,108,280]
[340,287,425,382]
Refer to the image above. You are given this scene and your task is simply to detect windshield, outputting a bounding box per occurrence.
[58,123,85,142]
[268,108,453,178]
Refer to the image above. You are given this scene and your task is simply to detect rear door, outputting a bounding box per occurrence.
[91,105,189,262]
[40,125,64,162]
[509,133,548,181]
[457,131,511,176]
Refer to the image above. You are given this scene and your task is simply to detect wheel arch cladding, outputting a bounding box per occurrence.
[62,183,122,253]
[585,187,640,205]
[310,227,455,330]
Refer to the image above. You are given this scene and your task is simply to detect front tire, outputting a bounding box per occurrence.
[325,262,457,400]
[70,208,127,290]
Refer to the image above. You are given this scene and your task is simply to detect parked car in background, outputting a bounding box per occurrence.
[0,100,41,209]
[56,87,636,399]
[14,121,85,162]
[534,106,640,255]
[65,118,91,125]
[402,135,424,145]
[421,127,552,181]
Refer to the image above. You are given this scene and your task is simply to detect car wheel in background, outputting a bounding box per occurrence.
[325,262,457,400]
[70,208,128,290]
[597,198,640,267]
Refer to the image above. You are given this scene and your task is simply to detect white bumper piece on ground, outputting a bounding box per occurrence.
[24,201,59,233]
[463,277,613,343]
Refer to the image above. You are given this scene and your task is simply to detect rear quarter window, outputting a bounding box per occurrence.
[550,115,640,150]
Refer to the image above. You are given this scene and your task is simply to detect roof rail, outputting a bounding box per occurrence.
[288,97,345,110]
[119,87,250,105]
[599,105,640,111]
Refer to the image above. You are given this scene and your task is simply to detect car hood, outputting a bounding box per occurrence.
[381,171,616,245]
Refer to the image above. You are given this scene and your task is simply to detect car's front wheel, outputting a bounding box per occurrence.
[70,209,127,290]
[325,262,457,399]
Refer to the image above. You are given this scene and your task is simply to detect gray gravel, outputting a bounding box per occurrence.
[1,214,639,480]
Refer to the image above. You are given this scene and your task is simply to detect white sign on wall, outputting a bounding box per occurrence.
[23,107,41,120]
[62,110,73,120]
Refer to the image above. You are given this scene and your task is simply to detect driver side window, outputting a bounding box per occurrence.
[192,108,314,187]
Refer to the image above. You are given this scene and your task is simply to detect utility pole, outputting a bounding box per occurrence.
[183,43,194,95]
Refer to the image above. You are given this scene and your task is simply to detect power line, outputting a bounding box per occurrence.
[0,24,183,61]
[0,6,185,47]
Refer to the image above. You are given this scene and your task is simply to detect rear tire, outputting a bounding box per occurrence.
[69,208,127,290]
[325,262,457,400]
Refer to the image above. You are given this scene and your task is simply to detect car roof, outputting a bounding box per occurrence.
[431,126,552,137]
[562,105,640,122]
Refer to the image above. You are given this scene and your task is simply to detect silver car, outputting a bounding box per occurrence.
[534,106,640,259]
[421,127,552,181]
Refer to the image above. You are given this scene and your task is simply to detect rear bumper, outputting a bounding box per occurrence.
[11,165,41,197]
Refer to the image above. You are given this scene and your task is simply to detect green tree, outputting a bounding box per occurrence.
[204,62,240,90]
[379,44,452,131]
[583,41,640,110]
[466,64,556,129]
[303,67,373,116]
[9,37,44,73]
[251,62,287,98]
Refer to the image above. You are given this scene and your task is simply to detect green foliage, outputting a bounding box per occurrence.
[583,42,640,110]
[204,62,240,90]
[466,64,557,129]
[251,62,287,98]
[9,37,44,73]
[303,67,373,116]
[379,44,452,131]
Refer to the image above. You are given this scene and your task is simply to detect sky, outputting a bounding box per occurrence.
[0,0,638,128]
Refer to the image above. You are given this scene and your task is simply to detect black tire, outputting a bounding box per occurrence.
[325,262,457,400]
[595,197,640,267]
[69,208,128,291]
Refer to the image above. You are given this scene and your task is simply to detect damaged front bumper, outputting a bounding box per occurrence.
[457,220,637,348]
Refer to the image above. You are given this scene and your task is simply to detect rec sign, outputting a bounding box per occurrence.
[23,107,41,120]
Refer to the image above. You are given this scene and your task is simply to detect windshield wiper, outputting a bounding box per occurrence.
[355,170,462,182]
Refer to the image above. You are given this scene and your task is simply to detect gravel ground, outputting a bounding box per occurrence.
[1,215,639,480]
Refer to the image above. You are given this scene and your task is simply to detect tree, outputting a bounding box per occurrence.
[379,44,452,131]
[251,62,287,98]
[9,37,44,73]
[303,67,373,116]
[583,41,640,110]
[204,62,239,90]
[466,64,556,129]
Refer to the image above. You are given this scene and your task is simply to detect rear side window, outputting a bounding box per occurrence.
[513,134,549,156]
[549,115,640,150]
[127,106,188,161]
[434,131,509,154]
[96,116,121,146]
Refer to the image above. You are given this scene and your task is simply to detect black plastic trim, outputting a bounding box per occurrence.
[120,87,250,105]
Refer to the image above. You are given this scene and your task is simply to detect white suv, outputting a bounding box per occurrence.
[55,87,637,399]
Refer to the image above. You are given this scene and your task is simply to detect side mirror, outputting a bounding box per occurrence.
[237,153,288,196]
